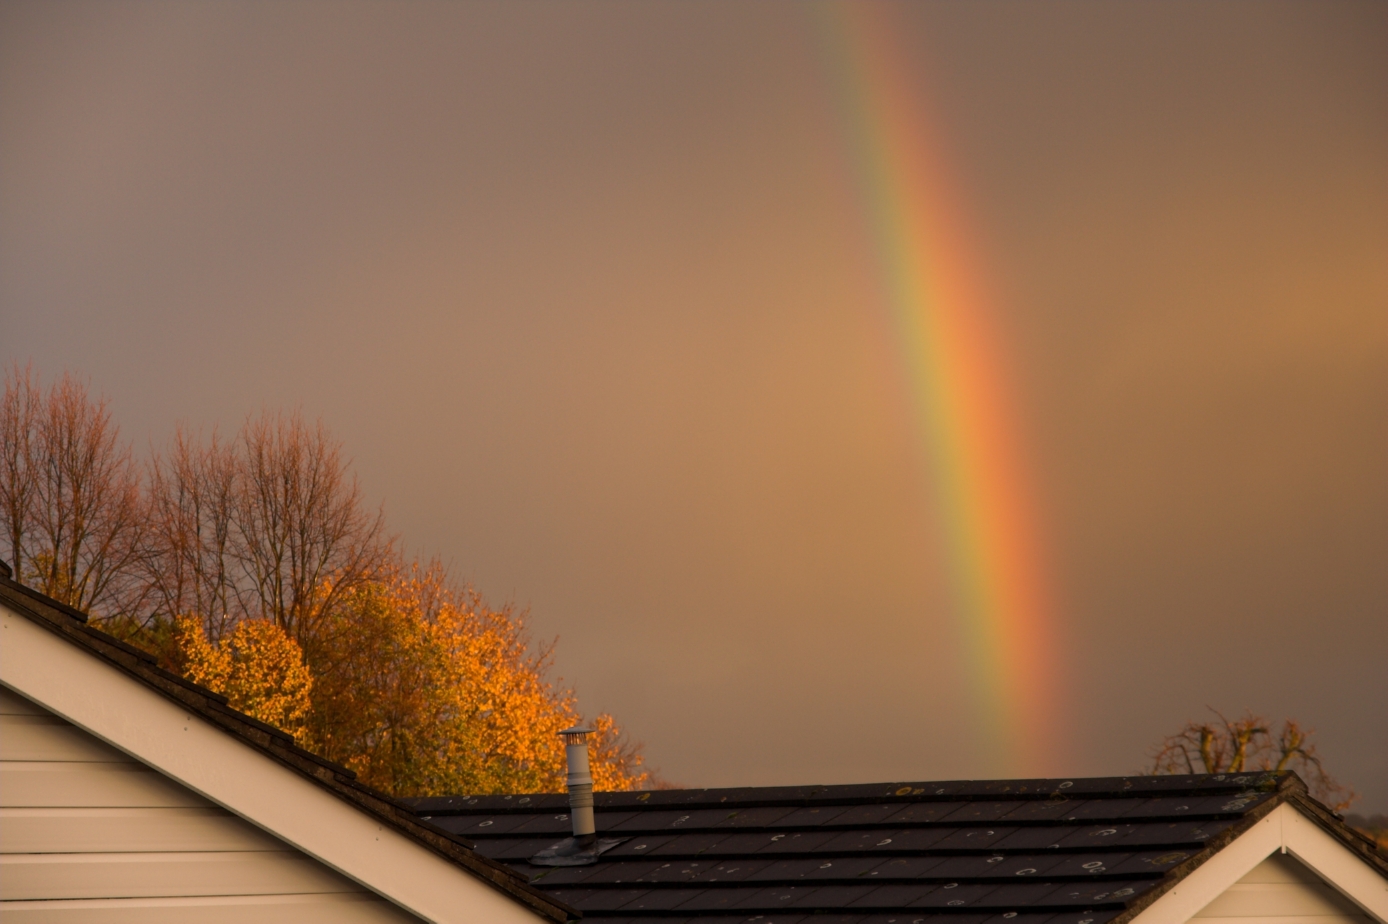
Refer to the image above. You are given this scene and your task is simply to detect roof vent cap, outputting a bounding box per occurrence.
[530,724,626,866]
[559,725,595,842]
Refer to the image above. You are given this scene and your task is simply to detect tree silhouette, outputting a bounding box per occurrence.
[1149,710,1355,811]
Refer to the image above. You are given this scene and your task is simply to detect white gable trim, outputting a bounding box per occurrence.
[1132,802,1387,924]
[0,602,546,924]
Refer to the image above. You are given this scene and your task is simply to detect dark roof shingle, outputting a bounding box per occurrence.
[407,773,1384,923]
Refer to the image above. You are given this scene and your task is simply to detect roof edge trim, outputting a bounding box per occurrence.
[1121,800,1388,924]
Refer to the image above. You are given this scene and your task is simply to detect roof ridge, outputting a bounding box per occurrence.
[410,772,1293,816]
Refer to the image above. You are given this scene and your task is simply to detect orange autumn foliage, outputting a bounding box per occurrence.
[299,560,653,796]
[588,712,652,793]
[175,616,314,743]
[171,563,654,796]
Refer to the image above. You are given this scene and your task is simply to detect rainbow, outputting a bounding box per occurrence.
[813,3,1063,775]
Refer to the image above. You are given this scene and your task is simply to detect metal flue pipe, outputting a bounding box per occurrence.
[559,726,595,846]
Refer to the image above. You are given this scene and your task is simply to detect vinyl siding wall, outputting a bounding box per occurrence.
[1194,852,1374,924]
[0,683,419,923]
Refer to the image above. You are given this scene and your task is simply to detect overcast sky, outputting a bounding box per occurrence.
[2,0,1385,809]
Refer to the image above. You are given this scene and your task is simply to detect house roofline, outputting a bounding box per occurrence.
[0,574,577,923]
[1109,775,1387,924]
[1286,789,1388,876]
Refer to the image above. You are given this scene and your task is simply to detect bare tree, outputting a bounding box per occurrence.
[1149,710,1356,811]
[142,427,241,641]
[1,364,40,580]
[141,411,391,662]
[0,368,144,616]
[232,412,390,660]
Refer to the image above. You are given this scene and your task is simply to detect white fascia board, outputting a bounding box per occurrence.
[1281,802,1388,922]
[1131,802,1387,924]
[0,603,547,924]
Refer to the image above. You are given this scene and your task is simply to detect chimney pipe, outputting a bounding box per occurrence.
[559,726,595,846]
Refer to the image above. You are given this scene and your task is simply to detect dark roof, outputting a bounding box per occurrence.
[0,571,575,923]
[407,774,1387,924]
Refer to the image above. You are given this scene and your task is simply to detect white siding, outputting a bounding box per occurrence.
[0,684,419,923]
[1193,852,1373,924]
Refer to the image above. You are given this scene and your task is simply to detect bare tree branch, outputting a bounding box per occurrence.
[1,369,144,617]
[1,363,40,581]
[1148,709,1356,812]
[142,426,241,640]
[232,411,391,661]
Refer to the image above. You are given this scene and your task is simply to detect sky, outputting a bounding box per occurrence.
[2,0,1384,809]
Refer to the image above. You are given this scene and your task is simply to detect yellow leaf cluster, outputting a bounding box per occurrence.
[175,616,313,743]
[588,712,653,792]
[166,561,651,796]
[302,560,653,796]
